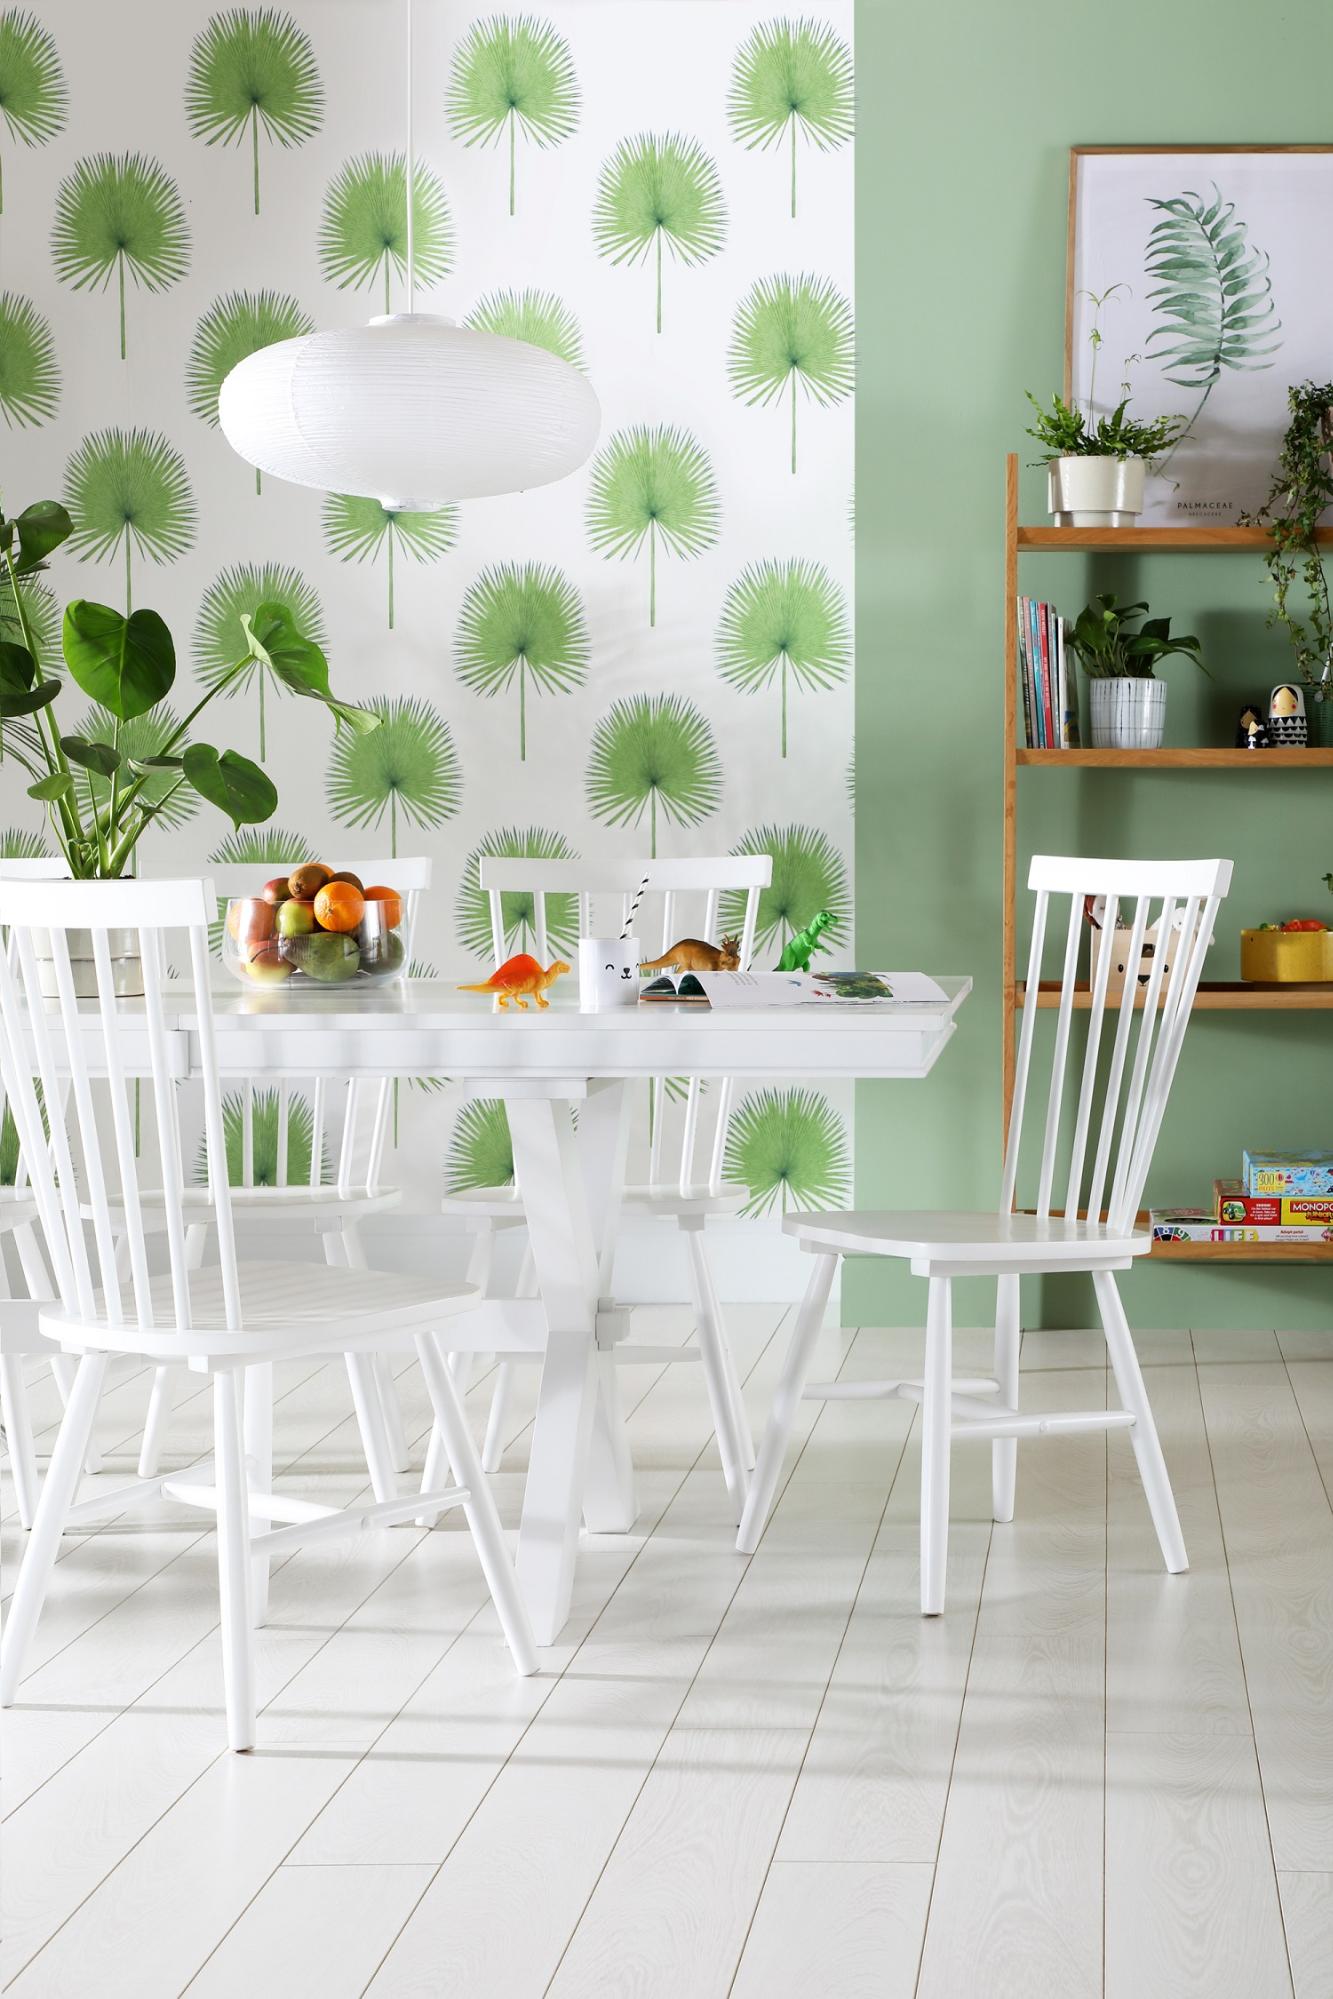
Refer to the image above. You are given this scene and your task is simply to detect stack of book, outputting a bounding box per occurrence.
[1017,595,1081,749]
[1151,1149,1333,1244]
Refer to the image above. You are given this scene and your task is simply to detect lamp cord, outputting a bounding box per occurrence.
[404,0,415,314]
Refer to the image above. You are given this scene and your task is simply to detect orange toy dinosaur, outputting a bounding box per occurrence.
[458,953,570,1010]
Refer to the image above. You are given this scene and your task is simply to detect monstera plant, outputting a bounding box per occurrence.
[0,494,377,878]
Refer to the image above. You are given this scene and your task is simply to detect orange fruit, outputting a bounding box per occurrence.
[288,861,332,900]
[313,880,365,933]
[364,885,402,930]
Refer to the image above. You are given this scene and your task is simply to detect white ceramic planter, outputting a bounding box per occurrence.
[31,927,144,999]
[1088,676,1166,750]
[1047,455,1146,527]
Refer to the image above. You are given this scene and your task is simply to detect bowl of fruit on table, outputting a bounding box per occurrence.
[223,864,407,986]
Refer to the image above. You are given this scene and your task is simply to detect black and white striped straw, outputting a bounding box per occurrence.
[619,876,650,939]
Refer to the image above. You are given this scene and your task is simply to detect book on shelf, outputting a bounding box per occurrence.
[1016,596,1081,749]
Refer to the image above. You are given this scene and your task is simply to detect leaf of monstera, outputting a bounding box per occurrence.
[11,501,73,577]
[0,641,60,717]
[60,735,122,776]
[62,601,175,720]
[182,745,278,828]
[242,603,380,736]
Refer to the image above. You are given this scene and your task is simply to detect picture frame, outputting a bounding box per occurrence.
[1065,145,1333,527]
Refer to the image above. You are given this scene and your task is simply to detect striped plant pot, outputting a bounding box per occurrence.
[1089,676,1166,750]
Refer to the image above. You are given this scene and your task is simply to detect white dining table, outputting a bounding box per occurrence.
[119,976,971,1643]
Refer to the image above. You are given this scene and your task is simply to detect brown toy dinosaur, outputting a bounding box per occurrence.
[638,934,742,974]
[458,953,570,1010]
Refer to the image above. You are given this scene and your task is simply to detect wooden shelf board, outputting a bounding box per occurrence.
[1015,980,1333,1012]
[1017,524,1333,552]
[1016,747,1333,769]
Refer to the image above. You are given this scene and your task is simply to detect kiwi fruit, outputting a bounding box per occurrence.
[288,861,332,900]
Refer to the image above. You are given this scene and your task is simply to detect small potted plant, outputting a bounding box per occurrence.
[1067,593,1205,749]
[1025,391,1186,527]
[0,495,378,994]
[1241,380,1333,748]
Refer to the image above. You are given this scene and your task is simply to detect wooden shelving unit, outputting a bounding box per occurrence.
[1002,452,1333,1270]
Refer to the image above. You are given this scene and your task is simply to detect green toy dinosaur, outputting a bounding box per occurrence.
[775,909,834,972]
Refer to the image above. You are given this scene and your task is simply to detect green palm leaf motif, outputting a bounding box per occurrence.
[186,290,314,493]
[446,14,578,215]
[0,9,66,212]
[730,272,853,474]
[196,1089,328,1189]
[716,560,850,755]
[0,293,57,427]
[463,287,584,368]
[328,695,460,857]
[446,1098,515,1195]
[0,824,49,859]
[593,132,725,333]
[1143,183,1281,448]
[723,1087,849,1216]
[586,425,720,628]
[80,702,200,836]
[319,153,453,316]
[721,823,849,953]
[64,429,196,615]
[455,563,589,760]
[52,153,189,360]
[186,9,323,215]
[0,577,56,662]
[728,17,852,218]
[586,693,721,859]
[194,561,325,760]
[455,825,580,962]
[206,824,309,955]
[323,492,457,630]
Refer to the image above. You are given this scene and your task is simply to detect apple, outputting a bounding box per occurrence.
[262,876,292,904]
[277,898,316,938]
[246,943,292,983]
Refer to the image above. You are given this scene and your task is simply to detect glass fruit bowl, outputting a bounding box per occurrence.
[222,890,407,987]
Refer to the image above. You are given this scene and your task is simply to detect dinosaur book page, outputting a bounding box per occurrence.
[640,971,950,1008]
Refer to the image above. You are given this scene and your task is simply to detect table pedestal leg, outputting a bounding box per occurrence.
[575,1080,635,1535]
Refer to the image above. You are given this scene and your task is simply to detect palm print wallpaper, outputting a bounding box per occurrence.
[2,0,854,1232]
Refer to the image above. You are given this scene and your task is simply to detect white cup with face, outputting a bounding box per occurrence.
[578,936,642,1011]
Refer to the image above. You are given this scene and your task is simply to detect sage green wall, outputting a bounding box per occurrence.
[852,0,1333,1331]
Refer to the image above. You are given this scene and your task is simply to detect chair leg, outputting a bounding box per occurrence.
[213,1367,257,1751]
[992,1274,1021,1524]
[737,1250,838,1555]
[0,1351,41,1532]
[338,1222,410,1474]
[0,1352,107,1705]
[138,1224,206,1479]
[415,1329,537,1677]
[920,1275,953,1616]
[242,1362,274,1624]
[1093,1268,1187,1574]
[481,1361,512,1474]
[682,1219,755,1470]
[346,1351,399,1503]
[683,1222,747,1521]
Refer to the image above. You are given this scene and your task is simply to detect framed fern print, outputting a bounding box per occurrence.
[1066,146,1333,527]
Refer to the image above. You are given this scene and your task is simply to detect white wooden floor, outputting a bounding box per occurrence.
[2,1306,1330,1999]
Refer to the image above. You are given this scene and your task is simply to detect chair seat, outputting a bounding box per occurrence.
[441,1186,527,1222]
[39,1259,480,1362]
[783,1208,1149,1269]
[622,1183,748,1219]
[0,1190,38,1232]
[130,1184,401,1217]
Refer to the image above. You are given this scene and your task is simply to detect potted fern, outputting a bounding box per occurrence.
[1242,381,1333,748]
[1067,594,1205,749]
[0,495,378,993]
[1026,392,1186,528]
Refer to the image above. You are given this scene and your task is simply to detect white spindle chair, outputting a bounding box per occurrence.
[738,854,1233,1613]
[440,854,772,1509]
[0,876,533,1751]
[135,856,432,1495]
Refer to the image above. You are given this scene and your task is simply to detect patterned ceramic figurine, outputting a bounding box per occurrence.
[1236,703,1270,749]
[1268,683,1308,746]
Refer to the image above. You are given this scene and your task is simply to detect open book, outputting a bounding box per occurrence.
[638,970,951,1007]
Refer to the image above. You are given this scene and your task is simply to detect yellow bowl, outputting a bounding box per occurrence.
[1240,927,1333,983]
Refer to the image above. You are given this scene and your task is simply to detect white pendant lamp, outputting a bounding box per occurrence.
[218,2,599,510]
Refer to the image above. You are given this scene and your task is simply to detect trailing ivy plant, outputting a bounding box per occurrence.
[0,494,378,877]
[1240,380,1333,690]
